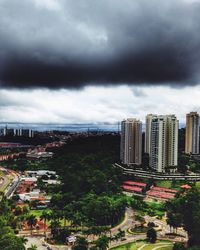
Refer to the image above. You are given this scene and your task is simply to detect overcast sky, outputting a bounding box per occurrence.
[0,0,199,124]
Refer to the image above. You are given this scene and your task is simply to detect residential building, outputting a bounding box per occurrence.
[120,118,142,166]
[145,114,157,154]
[148,114,178,172]
[185,112,200,154]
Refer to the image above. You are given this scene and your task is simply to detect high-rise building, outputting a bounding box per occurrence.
[146,114,178,172]
[185,112,200,154]
[145,114,157,155]
[120,118,142,166]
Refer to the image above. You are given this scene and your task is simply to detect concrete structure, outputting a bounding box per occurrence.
[147,114,178,172]
[145,114,157,154]
[185,112,200,154]
[26,151,53,159]
[26,170,56,176]
[120,118,142,166]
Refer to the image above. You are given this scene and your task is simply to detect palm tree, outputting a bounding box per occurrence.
[71,212,82,230]
[27,215,37,235]
[50,220,61,238]
[27,244,37,250]
[40,211,50,237]
[20,236,28,246]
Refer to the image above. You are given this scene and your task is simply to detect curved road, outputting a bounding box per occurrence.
[109,207,187,249]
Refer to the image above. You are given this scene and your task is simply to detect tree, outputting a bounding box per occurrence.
[173,243,186,250]
[94,235,110,250]
[0,234,26,250]
[73,237,88,250]
[178,154,189,173]
[50,220,61,238]
[166,187,200,247]
[22,205,29,214]
[141,153,149,170]
[27,215,37,235]
[40,211,50,237]
[27,244,38,250]
[14,206,22,216]
[115,229,125,241]
[135,214,145,227]
[146,228,157,243]
[130,195,145,210]
[147,222,155,228]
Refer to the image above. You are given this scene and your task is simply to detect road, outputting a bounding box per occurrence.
[23,207,187,249]
[109,208,146,248]
[109,208,187,249]
[111,207,134,235]
[144,215,188,239]
[25,236,69,250]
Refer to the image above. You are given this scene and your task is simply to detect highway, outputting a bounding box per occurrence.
[0,167,20,198]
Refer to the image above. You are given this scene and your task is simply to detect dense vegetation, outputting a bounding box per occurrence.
[47,135,128,228]
[166,187,200,248]
[0,198,26,250]
[0,134,128,246]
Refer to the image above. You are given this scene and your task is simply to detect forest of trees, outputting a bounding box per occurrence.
[0,197,26,250]
[47,135,128,228]
[166,187,200,248]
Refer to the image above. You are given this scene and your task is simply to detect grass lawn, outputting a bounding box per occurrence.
[29,209,52,217]
[195,182,200,189]
[155,180,200,190]
[110,240,173,250]
[29,209,71,226]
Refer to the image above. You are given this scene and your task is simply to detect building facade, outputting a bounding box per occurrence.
[146,114,178,172]
[120,118,142,166]
[185,112,200,154]
[145,114,157,155]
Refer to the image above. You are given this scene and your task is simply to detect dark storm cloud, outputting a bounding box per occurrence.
[0,0,200,88]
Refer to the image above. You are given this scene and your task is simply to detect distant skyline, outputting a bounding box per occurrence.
[0,0,200,123]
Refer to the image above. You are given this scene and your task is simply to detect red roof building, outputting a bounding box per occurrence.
[151,186,178,193]
[122,185,143,193]
[181,184,192,189]
[123,181,147,187]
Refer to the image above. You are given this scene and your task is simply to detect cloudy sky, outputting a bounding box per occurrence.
[0,0,200,124]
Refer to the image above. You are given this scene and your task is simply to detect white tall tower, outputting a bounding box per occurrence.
[148,115,178,172]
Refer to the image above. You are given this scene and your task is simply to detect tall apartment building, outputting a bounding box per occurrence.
[185,112,200,154]
[145,114,157,154]
[146,114,179,172]
[120,118,142,166]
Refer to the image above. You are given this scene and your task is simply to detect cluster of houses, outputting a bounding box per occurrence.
[122,180,180,201]
[26,141,65,159]
[15,170,58,208]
